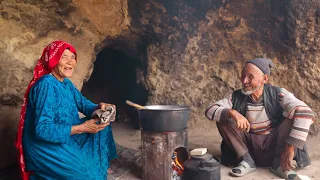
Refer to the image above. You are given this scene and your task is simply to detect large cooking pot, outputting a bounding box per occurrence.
[138,105,190,132]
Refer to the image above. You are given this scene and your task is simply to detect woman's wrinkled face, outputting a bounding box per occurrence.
[52,49,77,81]
[240,63,267,95]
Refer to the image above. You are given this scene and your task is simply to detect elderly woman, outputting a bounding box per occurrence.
[15,40,117,180]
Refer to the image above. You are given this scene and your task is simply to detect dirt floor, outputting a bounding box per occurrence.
[111,122,320,180]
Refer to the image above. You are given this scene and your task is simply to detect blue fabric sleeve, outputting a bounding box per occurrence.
[67,80,97,117]
[32,81,72,143]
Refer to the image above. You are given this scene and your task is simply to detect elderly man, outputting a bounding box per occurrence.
[205,58,315,179]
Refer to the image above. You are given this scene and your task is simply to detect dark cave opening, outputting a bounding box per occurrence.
[82,48,149,129]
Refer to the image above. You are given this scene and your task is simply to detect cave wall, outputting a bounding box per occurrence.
[1,0,320,168]
[136,0,320,130]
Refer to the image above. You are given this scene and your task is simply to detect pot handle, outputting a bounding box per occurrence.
[126,100,148,110]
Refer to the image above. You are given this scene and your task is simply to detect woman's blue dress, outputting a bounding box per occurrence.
[22,74,117,180]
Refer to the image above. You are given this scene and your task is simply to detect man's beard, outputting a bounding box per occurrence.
[241,85,262,96]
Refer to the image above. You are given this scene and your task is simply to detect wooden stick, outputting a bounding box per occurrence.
[126,100,148,110]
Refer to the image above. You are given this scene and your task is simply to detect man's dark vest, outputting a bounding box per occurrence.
[231,84,284,127]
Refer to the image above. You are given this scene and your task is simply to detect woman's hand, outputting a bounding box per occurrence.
[82,119,110,133]
[71,119,110,135]
[97,102,116,122]
[98,102,116,111]
[228,109,250,132]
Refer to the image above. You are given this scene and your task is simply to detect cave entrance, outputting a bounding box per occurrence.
[82,48,148,129]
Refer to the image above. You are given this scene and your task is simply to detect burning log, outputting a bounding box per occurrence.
[172,151,185,180]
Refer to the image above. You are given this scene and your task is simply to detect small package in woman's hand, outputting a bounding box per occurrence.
[91,106,116,124]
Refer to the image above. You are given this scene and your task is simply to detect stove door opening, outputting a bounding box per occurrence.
[172,147,189,180]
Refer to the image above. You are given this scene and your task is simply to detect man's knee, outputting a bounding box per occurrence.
[278,118,294,133]
[216,121,230,134]
[216,120,229,128]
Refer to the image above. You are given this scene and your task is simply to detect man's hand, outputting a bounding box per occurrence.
[80,119,110,134]
[228,109,250,132]
[281,143,295,171]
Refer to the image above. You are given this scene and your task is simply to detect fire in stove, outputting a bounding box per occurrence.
[172,151,183,179]
[172,147,189,180]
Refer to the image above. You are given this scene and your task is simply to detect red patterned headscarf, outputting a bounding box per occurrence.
[15,40,77,180]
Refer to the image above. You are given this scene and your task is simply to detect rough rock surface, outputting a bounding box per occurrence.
[0,0,319,172]
[139,0,320,130]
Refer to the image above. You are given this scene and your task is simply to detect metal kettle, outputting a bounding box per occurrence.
[183,153,221,180]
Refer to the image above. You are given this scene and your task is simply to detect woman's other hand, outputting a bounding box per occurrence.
[98,102,116,121]
[98,102,116,111]
[82,119,110,133]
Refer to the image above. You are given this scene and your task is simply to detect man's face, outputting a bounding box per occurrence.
[240,63,267,95]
